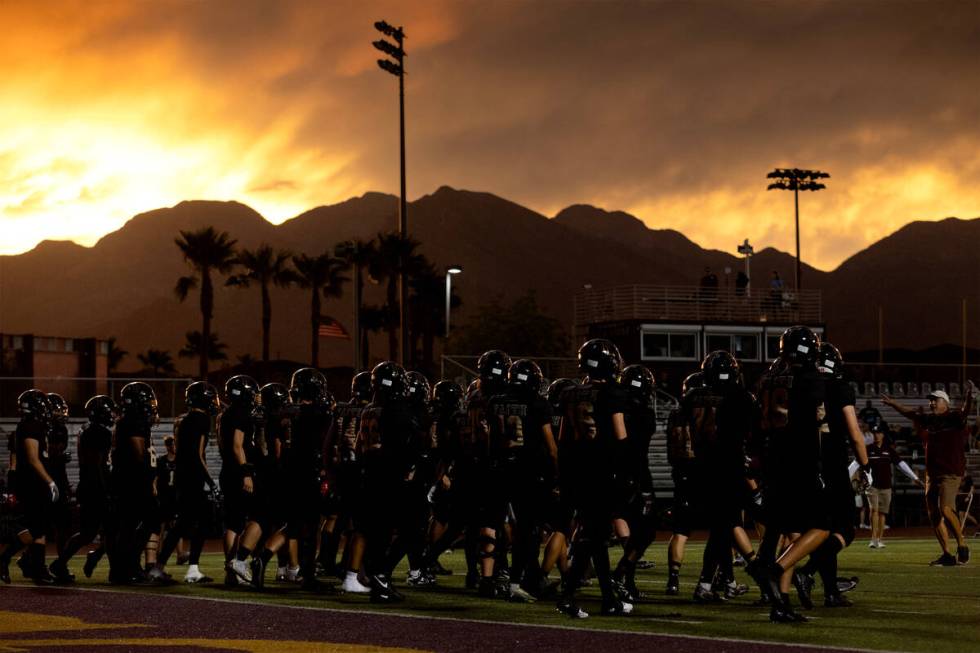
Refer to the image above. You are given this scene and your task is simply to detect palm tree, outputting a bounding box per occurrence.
[369,232,424,362]
[358,304,390,367]
[175,226,237,380]
[106,337,128,373]
[409,262,462,375]
[137,349,176,377]
[226,244,296,362]
[179,330,229,363]
[336,239,377,370]
[292,253,349,367]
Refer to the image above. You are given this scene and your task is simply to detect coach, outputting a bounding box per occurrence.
[882,381,974,566]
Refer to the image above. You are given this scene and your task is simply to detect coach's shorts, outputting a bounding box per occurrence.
[869,487,892,514]
[926,474,961,515]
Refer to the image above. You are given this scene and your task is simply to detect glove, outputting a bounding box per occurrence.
[48,481,59,503]
[858,465,873,493]
[752,490,763,508]
[640,491,654,517]
[427,485,438,505]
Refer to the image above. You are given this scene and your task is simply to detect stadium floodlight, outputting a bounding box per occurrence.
[373,19,410,364]
[766,167,829,290]
[445,265,462,338]
[737,238,754,297]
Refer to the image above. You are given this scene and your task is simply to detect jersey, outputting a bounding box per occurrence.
[333,401,366,464]
[174,410,211,488]
[486,387,552,457]
[358,399,421,467]
[286,403,332,483]
[560,380,629,472]
[821,378,857,471]
[624,396,657,492]
[218,405,259,472]
[14,418,48,488]
[757,360,826,488]
[77,423,112,498]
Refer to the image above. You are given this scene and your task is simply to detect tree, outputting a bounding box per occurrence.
[179,330,229,363]
[409,262,462,375]
[137,349,176,377]
[106,337,128,373]
[450,292,570,357]
[369,232,425,362]
[358,303,390,367]
[174,226,237,380]
[292,253,349,367]
[335,238,377,370]
[226,244,296,362]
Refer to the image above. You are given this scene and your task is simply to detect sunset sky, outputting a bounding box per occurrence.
[1,0,978,269]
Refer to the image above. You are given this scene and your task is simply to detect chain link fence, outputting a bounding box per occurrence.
[0,377,194,419]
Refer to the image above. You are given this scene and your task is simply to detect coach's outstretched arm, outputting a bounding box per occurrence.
[880,394,918,421]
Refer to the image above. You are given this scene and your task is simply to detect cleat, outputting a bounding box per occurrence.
[184,568,213,584]
[824,593,853,608]
[284,565,302,583]
[693,583,724,603]
[49,560,75,584]
[477,577,497,598]
[556,599,589,619]
[635,559,655,570]
[464,570,479,590]
[957,545,970,564]
[508,585,537,603]
[837,576,859,593]
[369,575,403,603]
[723,580,749,600]
[17,556,33,580]
[876,541,886,548]
[601,598,633,615]
[732,554,746,567]
[231,559,252,583]
[83,551,100,578]
[666,573,680,596]
[341,572,371,594]
[535,574,562,598]
[406,570,436,587]
[930,553,958,567]
[146,565,172,583]
[250,558,266,590]
[792,571,814,610]
[770,603,808,623]
[33,566,56,586]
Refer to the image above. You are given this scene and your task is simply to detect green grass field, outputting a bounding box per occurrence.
[24,537,980,653]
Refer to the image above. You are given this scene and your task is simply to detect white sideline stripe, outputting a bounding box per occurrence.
[871,609,930,615]
[5,585,901,653]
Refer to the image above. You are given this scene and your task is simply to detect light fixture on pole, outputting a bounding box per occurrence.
[766,168,829,290]
[737,238,754,297]
[445,265,462,338]
[373,19,409,364]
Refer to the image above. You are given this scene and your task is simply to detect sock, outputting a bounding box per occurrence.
[236,546,252,562]
[743,550,756,562]
[260,549,274,565]
[187,564,200,575]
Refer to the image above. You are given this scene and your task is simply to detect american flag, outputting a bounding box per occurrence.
[317,316,350,339]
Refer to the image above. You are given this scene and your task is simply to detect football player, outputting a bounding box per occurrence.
[749,326,832,623]
[556,339,633,618]
[664,372,702,595]
[50,395,118,582]
[8,390,56,584]
[108,382,159,584]
[45,393,73,567]
[611,364,658,602]
[150,381,219,584]
[219,375,263,585]
[793,343,872,609]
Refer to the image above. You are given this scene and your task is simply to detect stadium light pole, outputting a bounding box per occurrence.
[445,265,462,338]
[766,168,829,290]
[374,19,409,364]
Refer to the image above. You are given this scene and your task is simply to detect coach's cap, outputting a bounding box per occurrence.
[926,389,951,405]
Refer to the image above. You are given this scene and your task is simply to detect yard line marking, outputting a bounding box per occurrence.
[3,585,897,653]
[871,609,930,615]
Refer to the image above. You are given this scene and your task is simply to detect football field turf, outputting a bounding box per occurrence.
[0,538,977,652]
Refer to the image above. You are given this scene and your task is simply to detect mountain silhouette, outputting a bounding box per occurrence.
[0,188,976,372]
